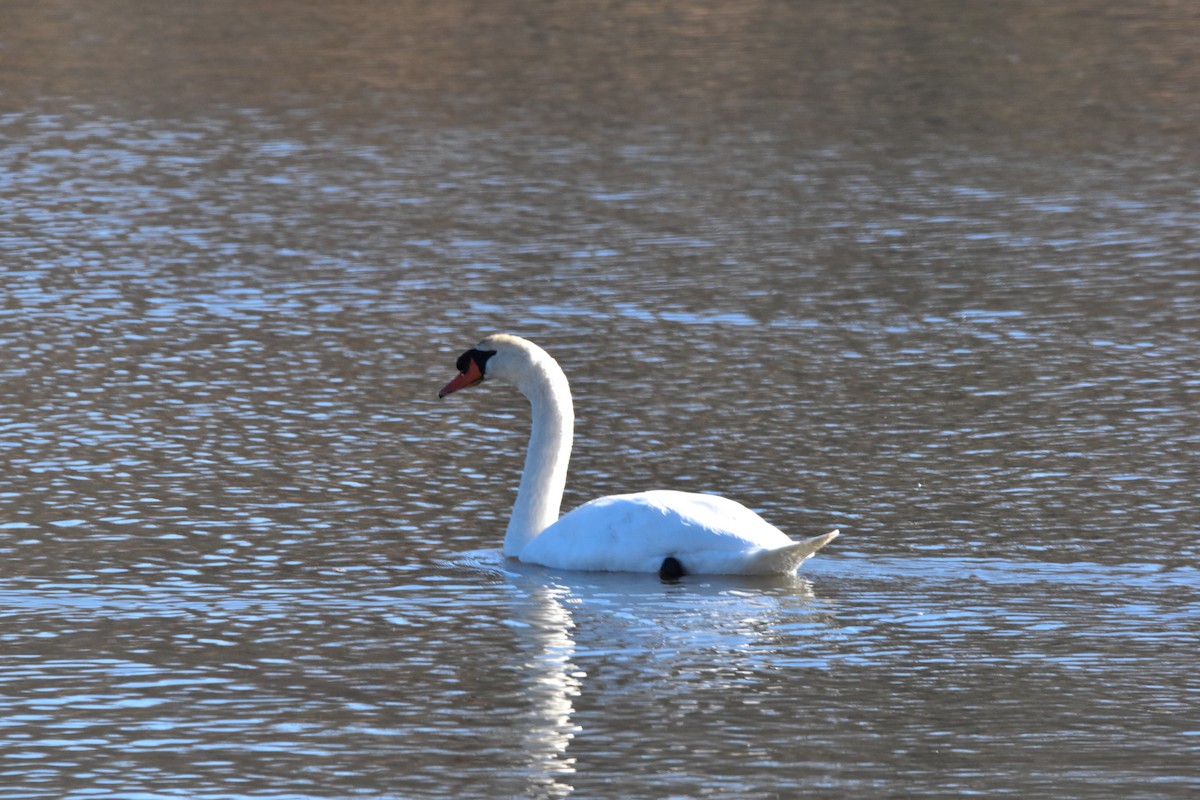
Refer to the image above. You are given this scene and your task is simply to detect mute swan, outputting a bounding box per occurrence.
[439,334,838,577]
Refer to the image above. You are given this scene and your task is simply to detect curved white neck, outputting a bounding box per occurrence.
[505,356,574,556]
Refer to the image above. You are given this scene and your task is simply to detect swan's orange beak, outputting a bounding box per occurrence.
[438,359,484,398]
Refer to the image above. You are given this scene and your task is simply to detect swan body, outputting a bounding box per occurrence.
[523,490,836,575]
[439,334,838,576]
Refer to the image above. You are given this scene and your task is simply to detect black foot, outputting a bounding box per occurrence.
[659,556,687,581]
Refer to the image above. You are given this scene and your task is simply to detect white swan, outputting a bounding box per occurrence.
[439,334,838,577]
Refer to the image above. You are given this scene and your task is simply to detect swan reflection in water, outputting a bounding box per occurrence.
[462,552,831,798]
[516,580,582,798]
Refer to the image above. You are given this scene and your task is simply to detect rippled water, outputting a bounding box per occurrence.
[2,1,1198,798]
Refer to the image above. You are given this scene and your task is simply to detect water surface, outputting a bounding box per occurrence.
[1,1,1197,797]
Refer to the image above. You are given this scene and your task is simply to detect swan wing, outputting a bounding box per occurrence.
[518,490,834,575]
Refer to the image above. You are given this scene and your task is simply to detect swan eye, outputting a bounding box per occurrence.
[455,348,496,377]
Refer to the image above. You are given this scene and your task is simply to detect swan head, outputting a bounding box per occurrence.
[438,334,552,398]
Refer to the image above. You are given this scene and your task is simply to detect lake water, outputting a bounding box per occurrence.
[1,1,1197,797]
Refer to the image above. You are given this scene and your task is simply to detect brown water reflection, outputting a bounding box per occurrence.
[6,0,1199,145]
[1,1,1198,798]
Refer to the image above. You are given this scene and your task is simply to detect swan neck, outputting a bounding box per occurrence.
[505,360,573,556]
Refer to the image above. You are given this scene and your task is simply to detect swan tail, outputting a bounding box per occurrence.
[747,530,839,575]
